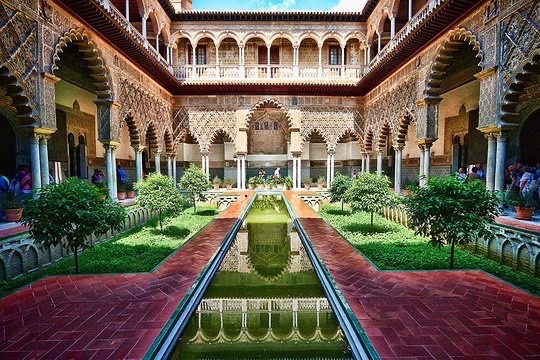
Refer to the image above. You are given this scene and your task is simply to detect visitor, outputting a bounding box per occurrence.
[0,170,9,195]
[352,168,358,178]
[519,166,535,196]
[19,169,32,198]
[273,167,281,178]
[467,167,480,182]
[476,163,485,181]
[91,168,104,185]
[258,167,266,178]
[117,165,127,186]
[456,167,467,182]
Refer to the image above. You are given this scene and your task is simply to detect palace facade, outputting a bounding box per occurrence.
[1,0,539,198]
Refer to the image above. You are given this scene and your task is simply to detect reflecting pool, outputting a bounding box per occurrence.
[171,195,352,359]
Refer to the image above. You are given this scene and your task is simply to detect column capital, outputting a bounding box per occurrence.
[42,72,61,84]
[100,140,120,150]
[417,97,442,107]
[474,66,497,80]
[291,151,302,157]
[392,143,404,151]
[416,138,436,146]
[34,127,56,137]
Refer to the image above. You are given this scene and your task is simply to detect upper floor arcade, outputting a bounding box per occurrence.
[53,0,482,93]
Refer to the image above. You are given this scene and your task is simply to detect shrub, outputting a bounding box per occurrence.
[21,178,126,273]
[178,165,211,213]
[329,173,353,211]
[135,173,185,231]
[405,175,499,269]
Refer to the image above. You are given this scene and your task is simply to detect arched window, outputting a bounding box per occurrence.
[254,122,260,130]
[264,121,269,130]
[273,121,279,130]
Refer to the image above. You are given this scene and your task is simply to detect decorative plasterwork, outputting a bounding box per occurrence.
[52,28,113,101]
[425,27,484,99]
[245,98,293,129]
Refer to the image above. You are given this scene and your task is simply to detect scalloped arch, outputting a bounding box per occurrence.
[424,28,483,99]
[52,29,113,101]
[245,98,293,129]
[501,49,540,123]
[0,65,36,124]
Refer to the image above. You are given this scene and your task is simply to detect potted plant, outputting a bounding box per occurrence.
[117,183,126,200]
[402,178,418,196]
[303,177,312,190]
[283,176,293,190]
[274,177,284,190]
[125,182,135,198]
[223,177,233,190]
[1,191,24,222]
[506,191,537,220]
[212,176,221,190]
[317,176,326,189]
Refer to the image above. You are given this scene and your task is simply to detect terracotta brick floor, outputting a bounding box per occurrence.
[0,193,253,360]
[284,191,540,360]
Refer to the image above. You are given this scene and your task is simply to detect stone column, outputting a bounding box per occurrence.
[293,46,299,78]
[408,0,412,19]
[104,145,113,198]
[361,154,366,173]
[376,149,383,175]
[240,155,246,189]
[172,153,177,184]
[297,157,302,189]
[326,153,331,187]
[494,132,507,192]
[292,155,297,189]
[111,147,118,198]
[340,45,346,79]
[318,45,323,78]
[390,17,395,37]
[155,152,161,174]
[215,44,220,77]
[205,155,210,180]
[236,156,241,189]
[377,32,381,53]
[142,15,147,39]
[239,46,245,79]
[156,30,160,53]
[366,153,371,173]
[393,145,403,193]
[30,135,42,190]
[135,147,143,181]
[418,144,425,187]
[39,136,50,186]
[192,44,197,76]
[267,45,271,79]
[485,133,496,191]
[330,153,335,184]
[125,0,129,21]
[423,143,432,185]
[167,156,173,178]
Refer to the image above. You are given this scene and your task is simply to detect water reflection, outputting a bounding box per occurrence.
[171,196,352,359]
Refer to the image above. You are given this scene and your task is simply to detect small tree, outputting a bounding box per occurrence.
[178,165,210,214]
[345,173,397,227]
[405,176,498,269]
[21,178,126,273]
[329,173,353,211]
[135,173,185,231]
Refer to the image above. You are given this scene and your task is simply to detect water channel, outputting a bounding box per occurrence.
[170,195,353,359]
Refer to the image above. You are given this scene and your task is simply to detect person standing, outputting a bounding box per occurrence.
[0,170,9,195]
[117,165,127,187]
[273,167,281,178]
[476,163,485,181]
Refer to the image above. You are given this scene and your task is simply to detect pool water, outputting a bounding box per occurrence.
[170,196,353,359]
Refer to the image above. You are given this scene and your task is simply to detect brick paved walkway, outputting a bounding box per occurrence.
[284,191,540,360]
[0,193,252,360]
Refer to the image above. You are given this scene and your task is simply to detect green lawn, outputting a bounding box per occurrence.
[0,206,218,298]
[319,204,540,296]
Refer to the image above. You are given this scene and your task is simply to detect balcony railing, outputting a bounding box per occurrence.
[367,0,445,72]
[174,64,363,81]
[94,0,171,70]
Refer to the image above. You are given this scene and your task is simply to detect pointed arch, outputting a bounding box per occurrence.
[51,28,113,100]
[123,114,141,148]
[424,28,483,100]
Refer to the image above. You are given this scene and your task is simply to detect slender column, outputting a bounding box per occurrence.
[363,46,367,66]
[192,44,197,75]
[205,155,210,180]
[292,156,297,189]
[239,46,245,78]
[366,153,371,173]
[367,46,371,63]
[105,145,113,198]
[236,157,241,189]
[167,156,172,178]
[156,31,160,53]
[485,133,496,191]
[340,45,346,78]
[215,44,220,77]
[267,45,271,79]
[201,154,206,174]
[361,154,366,173]
[418,144,425,187]
[166,44,170,63]
[293,46,299,77]
[111,147,118,198]
[326,153,331,188]
[240,155,246,189]
[172,154,177,184]
[135,148,143,181]
[408,0,413,19]
[39,136,50,186]
[318,45,323,78]
[376,149,383,175]
[393,145,403,193]
[494,133,507,192]
[297,157,302,189]
[390,17,396,37]
[154,152,161,174]
[30,135,42,190]
[423,143,432,185]
[125,0,129,21]
[377,32,381,53]
[142,15,147,39]
[330,153,335,183]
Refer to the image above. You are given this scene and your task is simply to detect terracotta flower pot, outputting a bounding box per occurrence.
[117,192,126,200]
[515,206,534,220]
[126,191,135,199]
[213,184,220,190]
[304,183,311,190]
[317,183,324,189]
[5,208,22,222]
